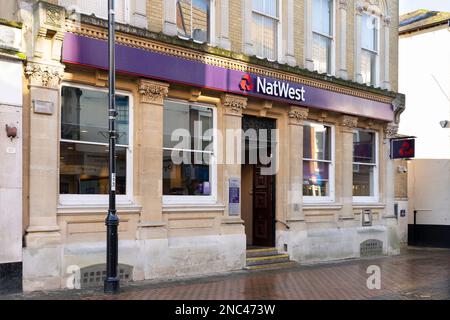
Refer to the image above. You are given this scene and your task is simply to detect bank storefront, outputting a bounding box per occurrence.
[23,15,404,291]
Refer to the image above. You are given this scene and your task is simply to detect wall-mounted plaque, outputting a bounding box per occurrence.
[33,100,54,115]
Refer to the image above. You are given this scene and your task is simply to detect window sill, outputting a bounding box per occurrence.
[162,203,226,213]
[303,203,343,211]
[353,203,386,209]
[57,203,142,215]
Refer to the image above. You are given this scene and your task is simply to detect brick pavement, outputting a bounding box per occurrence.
[3,247,450,300]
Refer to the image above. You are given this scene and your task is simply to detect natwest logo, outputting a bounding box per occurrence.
[239,74,306,102]
[239,74,253,92]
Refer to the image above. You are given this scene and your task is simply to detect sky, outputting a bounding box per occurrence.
[400,0,450,14]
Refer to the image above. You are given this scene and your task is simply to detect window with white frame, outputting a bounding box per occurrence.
[59,85,132,203]
[162,99,216,203]
[59,0,130,24]
[312,0,333,74]
[303,122,334,201]
[177,0,212,43]
[352,129,378,201]
[361,13,379,86]
[252,0,279,61]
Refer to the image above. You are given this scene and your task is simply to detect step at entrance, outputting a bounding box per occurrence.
[246,247,298,270]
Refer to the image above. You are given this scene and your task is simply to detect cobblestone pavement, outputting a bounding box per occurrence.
[3,247,450,300]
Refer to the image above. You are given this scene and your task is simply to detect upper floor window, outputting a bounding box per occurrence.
[60,0,130,24]
[312,0,333,74]
[252,0,279,61]
[177,0,211,43]
[303,122,335,202]
[353,129,378,202]
[361,13,379,86]
[59,84,133,204]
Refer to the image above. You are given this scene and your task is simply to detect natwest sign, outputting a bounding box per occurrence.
[240,74,306,102]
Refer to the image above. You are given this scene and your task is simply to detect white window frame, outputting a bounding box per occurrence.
[303,121,336,203]
[251,0,282,62]
[176,0,216,45]
[352,129,379,203]
[311,0,336,75]
[58,83,134,206]
[162,98,218,205]
[59,0,131,24]
[360,13,380,87]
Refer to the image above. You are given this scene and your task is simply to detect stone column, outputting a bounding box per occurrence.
[284,0,296,66]
[339,115,358,225]
[136,79,169,240]
[337,0,348,79]
[130,0,148,29]
[286,106,309,225]
[354,2,364,83]
[218,0,231,50]
[221,94,247,220]
[381,16,391,90]
[163,0,177,36]
[242,0,254,56]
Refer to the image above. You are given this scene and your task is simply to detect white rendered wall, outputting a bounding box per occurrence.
[0,59,23,264]
[399,27,450,159]
[407,159,450,226]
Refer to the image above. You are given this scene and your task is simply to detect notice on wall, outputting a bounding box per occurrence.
[228,178,240,216]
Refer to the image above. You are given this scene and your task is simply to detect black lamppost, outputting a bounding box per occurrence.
[104,0,120,294]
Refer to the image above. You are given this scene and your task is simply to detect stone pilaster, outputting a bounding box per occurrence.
[339,115,358,224]
[382,122,398,219]
[130,0,148,29]
[24,1,66,249]
[221,94,246,220]
[242,0,254,56]
[284,0,296,66]
[304,0,314,71]
[218,0,231,50]
[136,79,169,240]
[381,16,391,90]
[163,0,177,36]
[337,0,348,79]
[354,2,364,83]
[22,1,67,293]
[286,106,309,226]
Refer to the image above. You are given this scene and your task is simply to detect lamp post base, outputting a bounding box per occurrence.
[104,277,120,294]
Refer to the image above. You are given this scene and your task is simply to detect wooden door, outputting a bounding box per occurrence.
[252,165,275,247]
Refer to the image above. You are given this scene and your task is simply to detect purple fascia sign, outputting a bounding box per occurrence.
[62,33,394,122]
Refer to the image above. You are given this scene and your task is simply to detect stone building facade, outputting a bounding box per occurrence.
[1,0,405,292]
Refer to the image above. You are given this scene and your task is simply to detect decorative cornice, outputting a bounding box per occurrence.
[340,115,358,130]
[25,62,64,88]
[64,20,395,105]
[384,122,399,139]
[288,106,309,125]
[137,79,169,104]
[222,94,247,115]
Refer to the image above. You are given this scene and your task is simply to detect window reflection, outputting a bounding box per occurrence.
[60,86,130,195]
[303,122,332,197]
